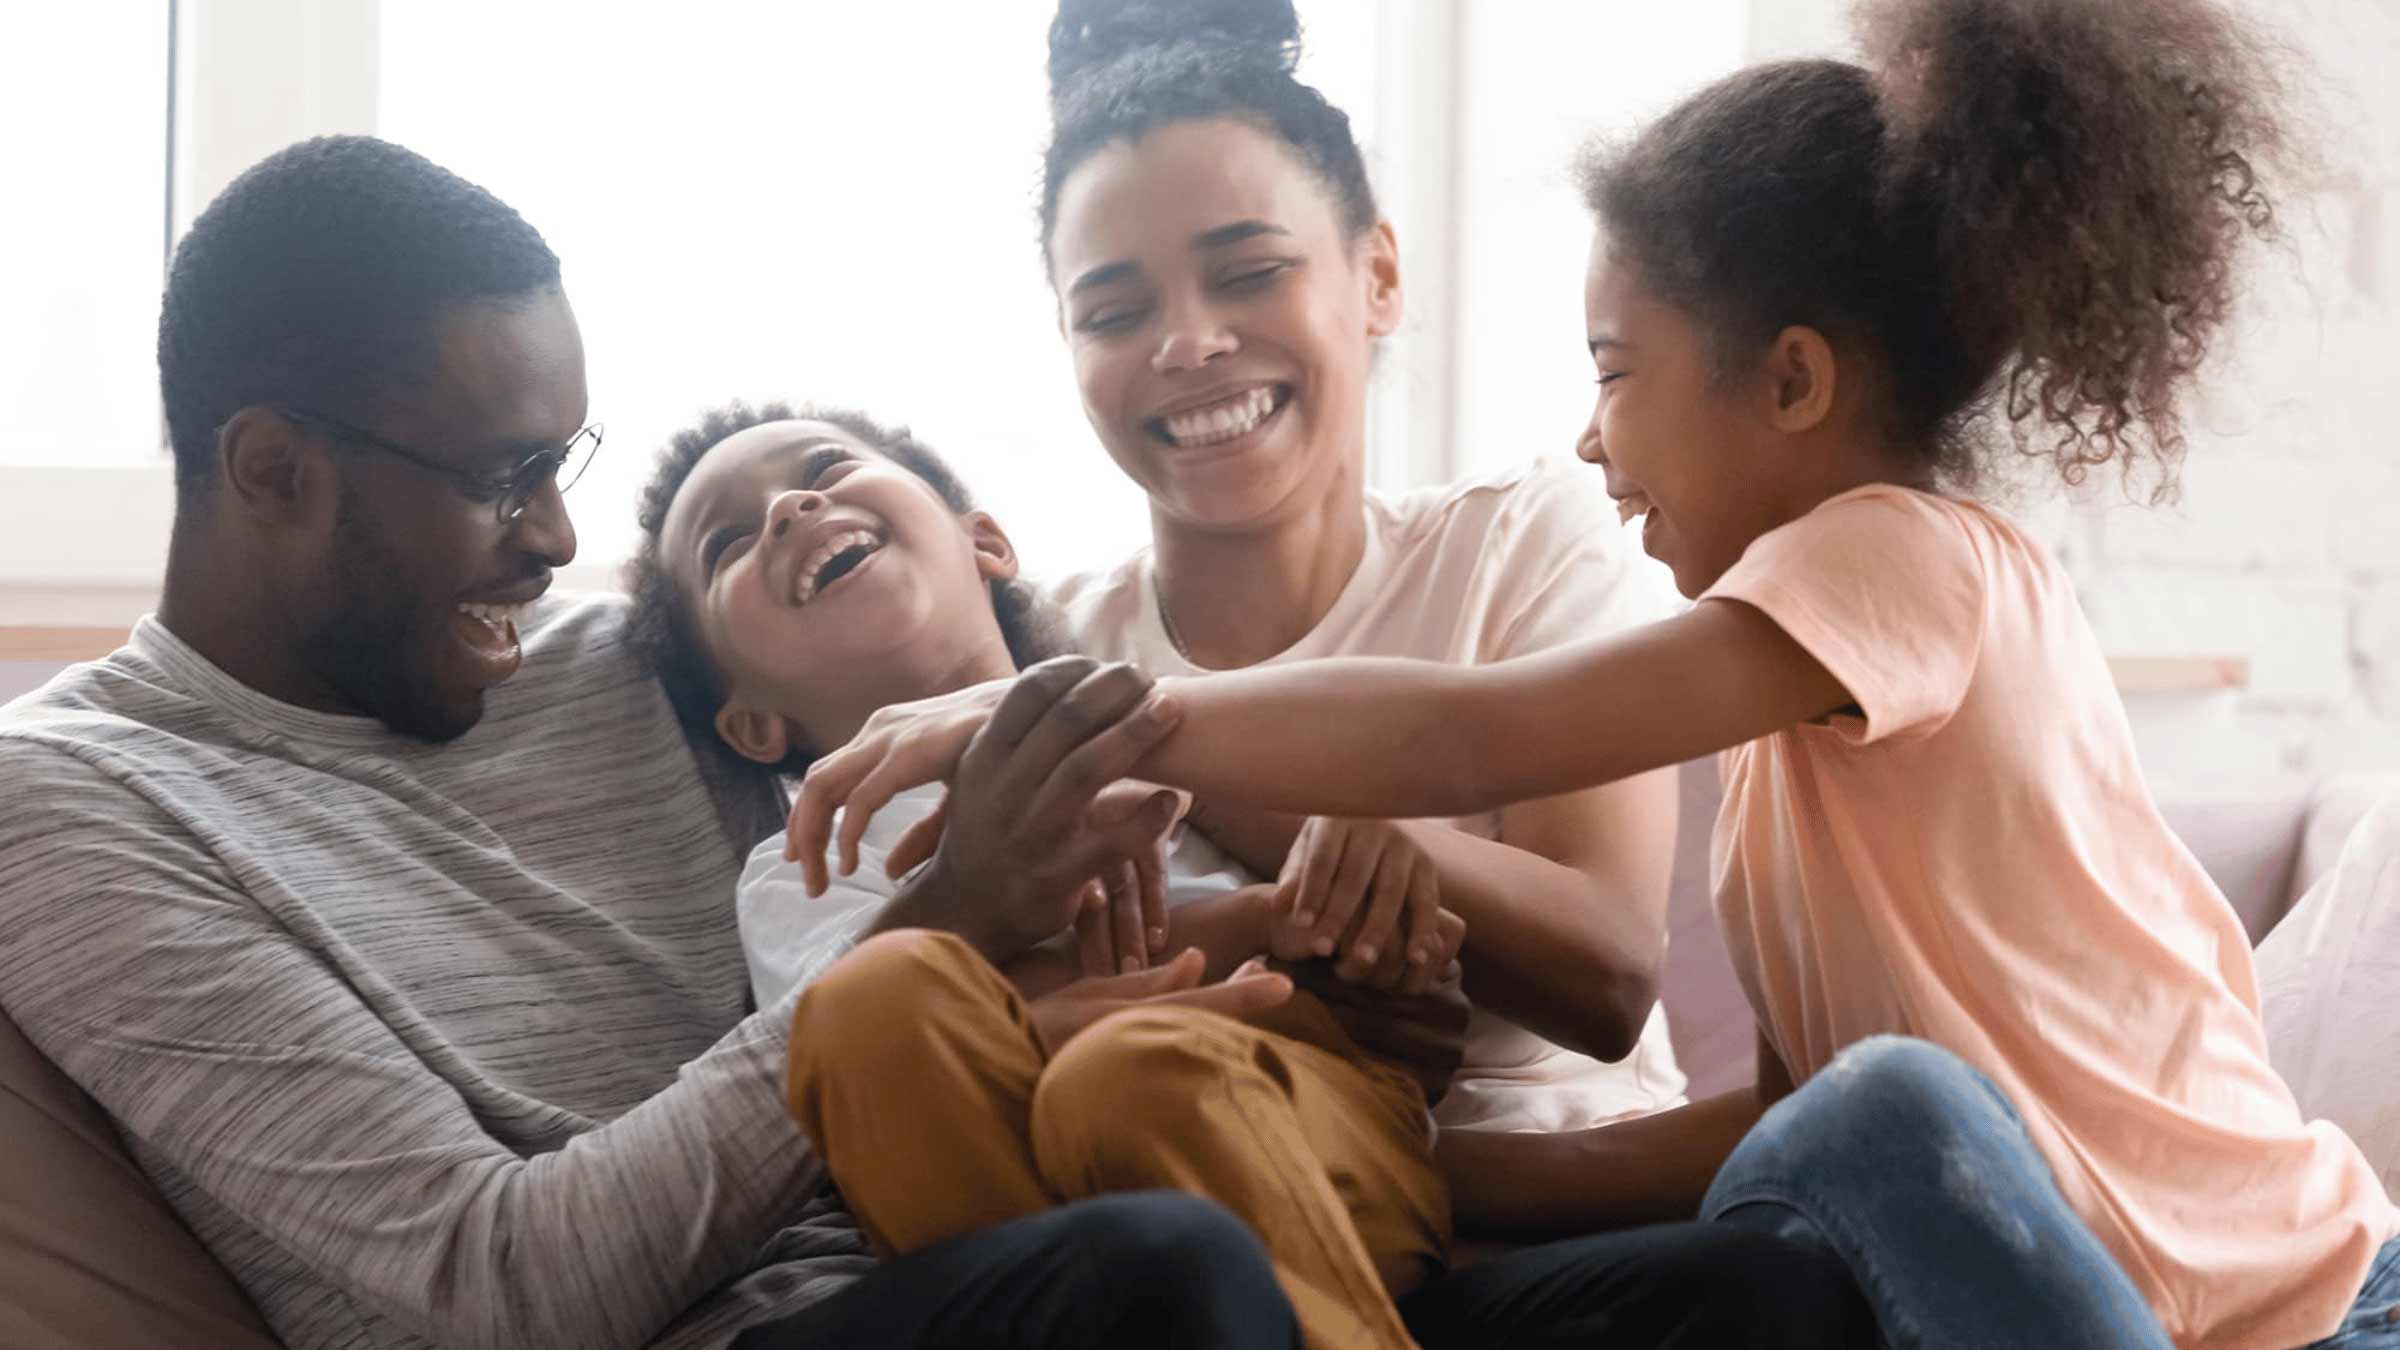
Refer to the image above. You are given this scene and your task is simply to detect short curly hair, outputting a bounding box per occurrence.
[158,135,561,504]
[1580,0,2287,500]
[626,400,1063,774]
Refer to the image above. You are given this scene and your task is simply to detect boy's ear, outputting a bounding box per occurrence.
[714,700,796,767]
[1762,325,1838,434]
[963,510,1019,584]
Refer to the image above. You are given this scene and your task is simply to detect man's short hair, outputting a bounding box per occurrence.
[157,135,562,503]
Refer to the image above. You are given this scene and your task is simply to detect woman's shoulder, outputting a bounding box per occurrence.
[1371,457,1621,564]
[1041,550,1156,661]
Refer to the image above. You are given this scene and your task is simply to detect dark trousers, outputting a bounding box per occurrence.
[732,1190,1300,1350]
[1403,1222,1876,1349]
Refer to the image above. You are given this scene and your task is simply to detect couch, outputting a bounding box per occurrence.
[2,761,2384,1348]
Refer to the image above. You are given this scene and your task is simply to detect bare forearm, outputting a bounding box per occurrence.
[1144,659,1512,819]
[1409,822,1663,1061]
[1439,1087,1769,1236]
[1138,606,1850,822]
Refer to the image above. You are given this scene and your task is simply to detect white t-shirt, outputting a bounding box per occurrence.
[2258,794,2400,1196]
[1048,457,1690,1132]
[739,783,1253,1009]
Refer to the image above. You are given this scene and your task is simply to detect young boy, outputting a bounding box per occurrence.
[627,400,1464,1350]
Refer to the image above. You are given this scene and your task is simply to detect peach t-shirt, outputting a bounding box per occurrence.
[1052,457,1689,1134]
[1704,485,2396,1350]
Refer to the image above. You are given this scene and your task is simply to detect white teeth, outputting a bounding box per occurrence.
[457,602,527,627]
[1161,387,1279,447]
[1615,493,1654,527]
[795,529,884,605]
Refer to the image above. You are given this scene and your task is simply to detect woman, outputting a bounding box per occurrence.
[1037,0,1688,1143]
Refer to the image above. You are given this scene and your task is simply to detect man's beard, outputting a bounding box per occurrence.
[299,488,483,743]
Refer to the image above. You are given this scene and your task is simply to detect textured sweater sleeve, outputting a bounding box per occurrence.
[0,743,820,1350]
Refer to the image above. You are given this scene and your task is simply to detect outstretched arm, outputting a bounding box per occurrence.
[789,602,1846,896]
[1139,600,1850,818]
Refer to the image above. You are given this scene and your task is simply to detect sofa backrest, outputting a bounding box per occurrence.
[0,1004,282,1349]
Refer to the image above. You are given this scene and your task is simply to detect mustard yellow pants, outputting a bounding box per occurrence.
[784,928,1450,1350]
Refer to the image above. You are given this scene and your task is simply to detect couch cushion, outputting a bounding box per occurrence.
[0,1005,281,1349]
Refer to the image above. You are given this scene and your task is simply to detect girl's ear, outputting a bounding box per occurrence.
[1360,220,1403,339]
[1762,324,1839,434]
[963,510,1020,584]
[714,700,796,767]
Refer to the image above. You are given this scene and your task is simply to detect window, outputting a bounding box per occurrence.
[376,0,1381,584]
[0,4,171,469]
[1,0,1755,610]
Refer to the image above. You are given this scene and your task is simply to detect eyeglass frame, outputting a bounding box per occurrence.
[276,406,603,525]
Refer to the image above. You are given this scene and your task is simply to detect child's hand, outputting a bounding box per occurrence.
[1069,782,1179,975]
[1272,818,1452,993]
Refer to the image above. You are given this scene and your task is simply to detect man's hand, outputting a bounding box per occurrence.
[868,661,1183,966]
[1026,948,1295,1059]
[1273,817,1456,994]
[787,656,1182,896]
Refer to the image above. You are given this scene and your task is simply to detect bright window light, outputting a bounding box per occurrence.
[379,0,1376,585]
[0,4,170,469]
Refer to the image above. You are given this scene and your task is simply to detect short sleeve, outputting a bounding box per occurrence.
[1486,459,1683,662]
[1702,487,1987,744]
[737,842,889,1009]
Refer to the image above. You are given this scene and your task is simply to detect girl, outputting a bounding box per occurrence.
[1037,0,1691,1136]
[793,0,2400,1345]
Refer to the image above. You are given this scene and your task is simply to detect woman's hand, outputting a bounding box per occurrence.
[1272,817,1461,994]
[785,656,1179,895]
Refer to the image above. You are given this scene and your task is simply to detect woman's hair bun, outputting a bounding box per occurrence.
[1047,0,1302,96]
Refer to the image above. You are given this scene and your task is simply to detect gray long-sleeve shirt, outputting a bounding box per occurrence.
[0,596,871,1349]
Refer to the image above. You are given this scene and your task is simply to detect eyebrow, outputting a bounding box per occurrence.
[1194,220,1289,249]
[1065,220,1295,297]
[1067,260,1138,297]
[1588,335,1630,355]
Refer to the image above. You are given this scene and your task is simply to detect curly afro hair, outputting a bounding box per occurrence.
[1580,0,2289,500]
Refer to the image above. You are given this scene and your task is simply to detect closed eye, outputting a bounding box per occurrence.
[1075,303,1147,335]
[700,523,753,577]
[800,445,857,488]
[1219,260,1292,292]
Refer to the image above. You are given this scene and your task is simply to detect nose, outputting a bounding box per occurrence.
[512,473,578,567]
[1150,298,1237,375]
[1575,395,1607,466]
[765,488,826,541]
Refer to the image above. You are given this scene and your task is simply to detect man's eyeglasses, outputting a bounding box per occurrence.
[279,407,603,526]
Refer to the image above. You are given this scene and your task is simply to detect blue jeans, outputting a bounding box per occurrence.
[2305,1236,2400,1349]
[1700,1035,2169,1350]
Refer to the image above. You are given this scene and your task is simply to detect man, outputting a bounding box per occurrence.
[0,135,1295,1350]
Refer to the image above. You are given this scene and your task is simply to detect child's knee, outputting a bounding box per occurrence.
[1813,1036,2009,1132]
[1736,1035,2017,1185]
[787,929,1007,1089]
[1031,1007,1258,1158]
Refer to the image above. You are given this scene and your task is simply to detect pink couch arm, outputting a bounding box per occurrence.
[0,1005,282,1349]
